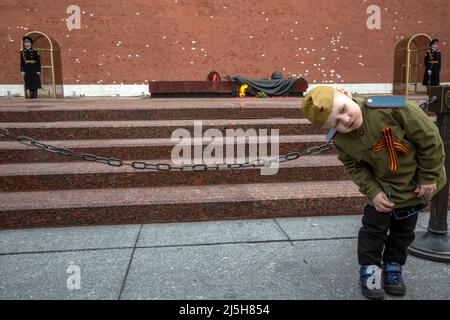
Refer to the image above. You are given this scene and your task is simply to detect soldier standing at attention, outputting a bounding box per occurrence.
[20,36,42,99]
[422,38,441,92]
[301,86,446,299]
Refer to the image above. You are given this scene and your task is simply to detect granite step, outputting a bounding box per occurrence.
[0,102,304,122]
[0,180,366,229]
[1,114,437,141]
[0,118,325,141]
[0,97,432,122]
[0,135,334,164]
[0,155,346,191]
[0,96,438,230]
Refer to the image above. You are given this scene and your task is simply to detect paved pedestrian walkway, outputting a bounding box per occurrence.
[1,212,449,300]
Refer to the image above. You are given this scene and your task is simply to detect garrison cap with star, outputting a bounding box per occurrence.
[300,86,335,127]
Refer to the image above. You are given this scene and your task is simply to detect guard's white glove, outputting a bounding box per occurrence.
[37,72,40,75]
[427,70,432,75]
[21,72,25,76]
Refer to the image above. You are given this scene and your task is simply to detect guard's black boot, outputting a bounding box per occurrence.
[359,265,384,300]
[383,263,406,296]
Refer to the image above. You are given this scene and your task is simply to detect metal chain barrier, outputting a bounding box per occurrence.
[419,96,437,111]
[0,127,335,172]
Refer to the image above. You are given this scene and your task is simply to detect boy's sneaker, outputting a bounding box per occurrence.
[359,265,384,300]
[382,263,406,296]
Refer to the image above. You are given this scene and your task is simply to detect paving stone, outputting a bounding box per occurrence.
[121,243,331,300]
[0,224,140,254]
[137,219,288,247]
[0,249,132,300]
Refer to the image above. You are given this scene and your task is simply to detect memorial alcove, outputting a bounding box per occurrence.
[393,34,431,95]
[21,31,63,98]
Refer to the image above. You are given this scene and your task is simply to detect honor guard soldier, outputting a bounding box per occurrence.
[20,36,42,99]
[301,86,446,299]
[422,38,441,92]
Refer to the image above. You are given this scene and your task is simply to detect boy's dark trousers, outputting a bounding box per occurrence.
[358,203,425,266]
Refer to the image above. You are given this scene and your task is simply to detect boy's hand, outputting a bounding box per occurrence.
[372,191,395,213]
[415,183,436,198]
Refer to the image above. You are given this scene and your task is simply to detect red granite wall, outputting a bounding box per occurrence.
[1,0,448,85]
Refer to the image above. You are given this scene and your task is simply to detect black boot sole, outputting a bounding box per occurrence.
[384,285,406,296]
[360,282,385,300]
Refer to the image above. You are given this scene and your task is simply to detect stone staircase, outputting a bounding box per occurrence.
[0,97,436,229]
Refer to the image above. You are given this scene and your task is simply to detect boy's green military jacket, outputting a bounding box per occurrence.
[333,97,446,208]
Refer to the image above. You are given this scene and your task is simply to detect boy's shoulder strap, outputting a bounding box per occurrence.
[325,128,337,143]
[365,96,406,109]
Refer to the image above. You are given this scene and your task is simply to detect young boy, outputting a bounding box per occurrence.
[301,86,446,299]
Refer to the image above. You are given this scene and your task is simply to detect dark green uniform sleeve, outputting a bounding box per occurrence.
[335,145,382,201]
[392,101,445,185]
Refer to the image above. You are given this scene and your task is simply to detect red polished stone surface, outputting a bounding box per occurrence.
[0,96,439,229]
